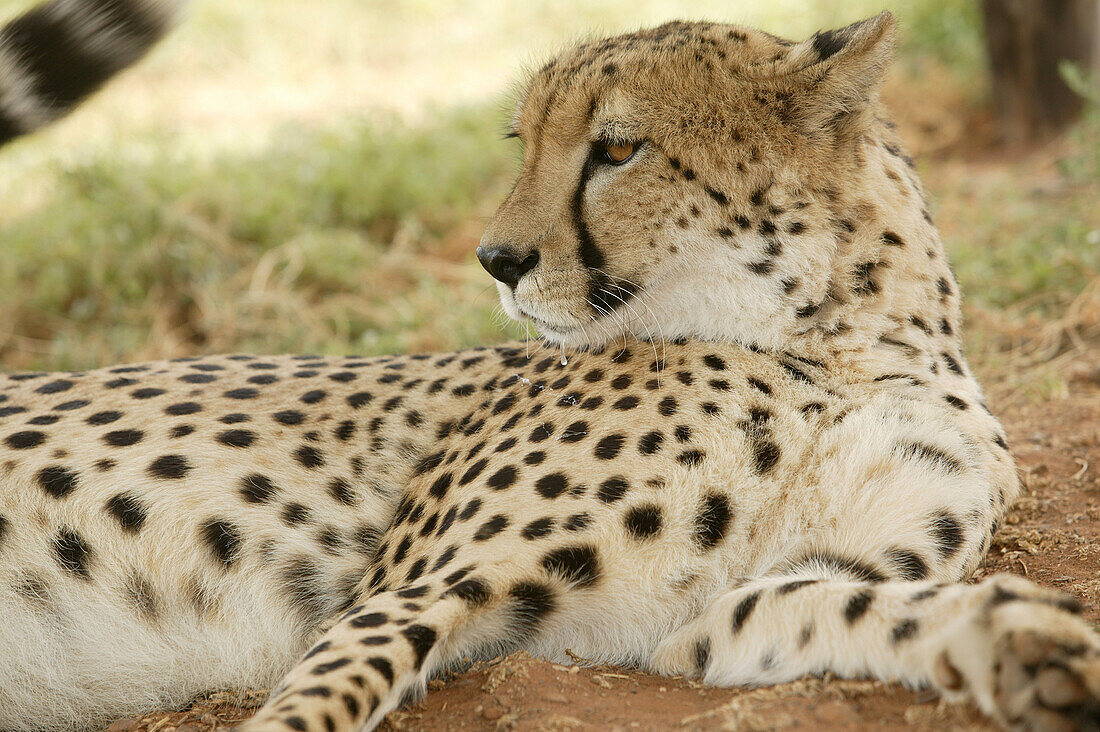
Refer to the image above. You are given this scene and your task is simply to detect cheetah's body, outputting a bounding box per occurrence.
[3,7,1099,732]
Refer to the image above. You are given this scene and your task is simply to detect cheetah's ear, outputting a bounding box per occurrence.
[784,11,896,137]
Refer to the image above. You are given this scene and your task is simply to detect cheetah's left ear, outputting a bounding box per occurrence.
[785,11,896,136]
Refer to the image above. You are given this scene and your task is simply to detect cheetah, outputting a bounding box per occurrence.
[1,9,1099,732]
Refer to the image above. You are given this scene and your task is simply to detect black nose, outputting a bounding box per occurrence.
[476,246,540,288]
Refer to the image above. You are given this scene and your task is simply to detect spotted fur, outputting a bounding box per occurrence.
[2,11,1098,732]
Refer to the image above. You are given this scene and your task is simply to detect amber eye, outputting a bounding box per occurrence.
[601,141,637,165]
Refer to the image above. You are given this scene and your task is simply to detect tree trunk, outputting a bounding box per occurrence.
[981,0,1100,144]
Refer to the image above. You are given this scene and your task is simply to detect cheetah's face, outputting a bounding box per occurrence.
[479,14,896,351]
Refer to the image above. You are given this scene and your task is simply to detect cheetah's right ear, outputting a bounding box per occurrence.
[784,11,896,138]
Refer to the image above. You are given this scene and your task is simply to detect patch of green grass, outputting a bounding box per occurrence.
[940,109,1100,317]
[0,106,524,370]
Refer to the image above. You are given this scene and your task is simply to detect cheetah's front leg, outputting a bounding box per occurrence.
[649,574,1100,730]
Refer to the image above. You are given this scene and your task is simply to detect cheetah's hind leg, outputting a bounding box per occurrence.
[649,573,1100,730]
[238,572,513,732]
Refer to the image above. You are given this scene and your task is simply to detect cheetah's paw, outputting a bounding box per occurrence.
[934,575,1100,732]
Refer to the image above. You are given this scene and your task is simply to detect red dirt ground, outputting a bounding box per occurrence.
[106,378,1100,732]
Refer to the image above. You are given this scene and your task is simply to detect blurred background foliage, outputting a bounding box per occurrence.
[0,0,1096,404]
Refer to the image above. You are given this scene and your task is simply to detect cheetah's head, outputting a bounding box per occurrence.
[480,12,923,353]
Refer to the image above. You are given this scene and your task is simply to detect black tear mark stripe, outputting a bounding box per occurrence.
[572,148,639,315]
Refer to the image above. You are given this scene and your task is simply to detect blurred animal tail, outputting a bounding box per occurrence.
[0,0,183,146]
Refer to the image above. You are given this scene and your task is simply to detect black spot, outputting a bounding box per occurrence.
[36,379,74,394]
[4,430,45,449]
[508,581,557,639]
[694,638,711,675]
[347,392,373,409]
[796,302,820,318]
[639,431,664,455]
[273,410,306,425]
[694,494,732,550]
[929,511,964,558]
[891,618,919,643]
[349,611,387,628]
[473,514,509,541]
[147,454,191,480]
[564,513,591,531]
[459,498,483,521]
[446,577,492,606]
[779,361,812,384]
[53,528,92,578]
[528,422,555,443]
[106,493,147,533]
[459,458,490,485]
[750,437,780,474]
[170,424,195,438]
[0,406,27,418]
[395,585,429,599]
[678,449,706,467]
[942,353,965,375]
[522,517,554,540]
[612,395,640,411]
[796,551,887,583]
[28,415,59,425]
[705,186,729,206]
[898,441,963,474]
[240,474,277,503]
[731,591,761,633]
[84,407,122,424]
[37,465,78,499]
[328,478,356,505]
[335,420,356,441]
[130,388,165,399]
[301,389,327,404]
[658,396,678,416]
[401,624,437,668]
[542,545,600,588]
[312,658,352,676]
[886,547,929,580]
[179,373,216,384]
[201,519,242,568]
[844,588,875,624]
[366,657,394,684]
[535,472,569,499]
[594,434,625,460]
[777,579,820,595]
[429,473,452,499]
[748,377,772,395]
[216,429,256,448]
[295,444,324,468]
[624,504,662,539]
[165,402,202,416]
[487,464,518,490]
[597,476,629,503]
